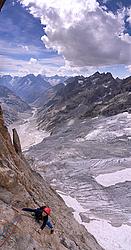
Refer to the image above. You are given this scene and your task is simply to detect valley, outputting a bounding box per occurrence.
[1,71,131,249]
[10,108,131,250]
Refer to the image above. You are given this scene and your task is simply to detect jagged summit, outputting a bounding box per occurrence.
[90,71,100,78]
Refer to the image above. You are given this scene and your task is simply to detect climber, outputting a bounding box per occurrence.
[22,206,54,234]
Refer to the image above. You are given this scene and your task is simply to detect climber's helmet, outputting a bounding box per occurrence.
[43,207,51,215]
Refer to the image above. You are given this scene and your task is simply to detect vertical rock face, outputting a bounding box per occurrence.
[13,128,22,157]
[0,105,12,146]
[0,105,3,123]
[0,105,103,250]
[0,105,8,138]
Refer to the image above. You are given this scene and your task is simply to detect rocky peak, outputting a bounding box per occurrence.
[90,71,100,79]
[116,77,122,84]
[13,128,22,157]
[89,71,114,85]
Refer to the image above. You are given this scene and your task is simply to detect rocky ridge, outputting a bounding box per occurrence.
[36,72,131,133]
[0,105,103,250]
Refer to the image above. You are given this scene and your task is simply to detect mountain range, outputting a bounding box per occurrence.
[0,74,66,103]
[0,72,131,130]
[0,74,66,124]
[35,72,131,132]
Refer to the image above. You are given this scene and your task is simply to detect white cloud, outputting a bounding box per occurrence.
[19,45,29,51]
[0,52,95,77]
[0,54,63,76]
[57,60,95,76]
[20,0,131,68]
[29,57,38,63]
[1,53,130,78]
[126,65,131,73]
[0,40,47,56]
[120,33,131,44]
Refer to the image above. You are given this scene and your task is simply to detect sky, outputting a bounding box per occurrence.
[0,0,131,78]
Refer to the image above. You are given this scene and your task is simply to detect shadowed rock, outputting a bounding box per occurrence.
[13,128,22,157]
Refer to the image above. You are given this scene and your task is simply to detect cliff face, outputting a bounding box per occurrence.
[0,105,103,250]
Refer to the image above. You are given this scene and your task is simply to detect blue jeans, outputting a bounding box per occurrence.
[46,220,53,229]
